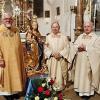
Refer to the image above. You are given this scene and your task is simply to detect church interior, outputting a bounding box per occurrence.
[0,0,100,100]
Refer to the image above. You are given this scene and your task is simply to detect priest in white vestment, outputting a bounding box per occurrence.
[44,21,70,91]
[69,21,100,98]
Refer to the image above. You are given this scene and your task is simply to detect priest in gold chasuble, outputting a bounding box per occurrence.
[0,13,24,99]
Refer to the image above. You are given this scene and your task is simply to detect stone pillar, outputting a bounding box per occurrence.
[75,0,84,37]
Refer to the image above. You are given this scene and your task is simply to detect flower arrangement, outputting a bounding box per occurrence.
[25,77,64,100]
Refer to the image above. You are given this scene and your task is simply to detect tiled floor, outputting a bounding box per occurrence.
[0,85,100,100]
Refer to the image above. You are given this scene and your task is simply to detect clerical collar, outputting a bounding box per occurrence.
[51,33,61,38]
[83,32,95,36]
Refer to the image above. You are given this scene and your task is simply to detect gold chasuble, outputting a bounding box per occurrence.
[0,24,24,94]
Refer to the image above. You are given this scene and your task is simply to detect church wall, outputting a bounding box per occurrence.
[37,0,76,42]
[37,0,51,36]
[0,0,77,41]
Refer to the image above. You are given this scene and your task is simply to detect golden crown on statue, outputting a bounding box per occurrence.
[32,15,37,22]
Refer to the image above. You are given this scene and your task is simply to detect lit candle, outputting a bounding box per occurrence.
[94,4,96,17]
[75,0,77,6]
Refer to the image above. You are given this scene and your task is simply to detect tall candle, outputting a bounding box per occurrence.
[94,4,96,17]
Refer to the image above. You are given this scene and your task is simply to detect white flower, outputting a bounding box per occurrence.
[53,85,61,91]
[54,97,58,100]
[53,86,58,91]
[46,77,51,82]
[44,98,49,100]
[35,96,40,100]
[42,83,46,87]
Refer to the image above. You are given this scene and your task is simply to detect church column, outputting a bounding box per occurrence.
[75,0,84,37]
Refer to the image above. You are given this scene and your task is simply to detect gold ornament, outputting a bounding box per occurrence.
[32,15,37,22]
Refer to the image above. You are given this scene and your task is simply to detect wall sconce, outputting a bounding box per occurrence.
[70,5,77,13]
